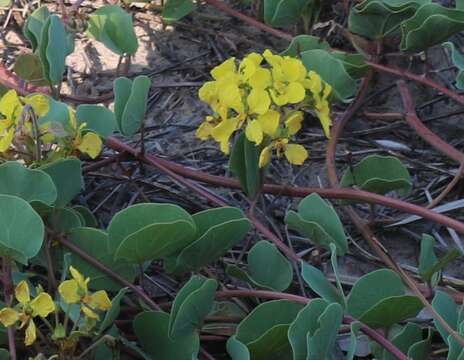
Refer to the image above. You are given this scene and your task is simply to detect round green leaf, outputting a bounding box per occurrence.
[73,205,98,227]
[14,53,47,86]
[0,195,44,264]
[48,207,83,233]
[134,311,200,360]
[76,104,116,138]
[0,161,56,205]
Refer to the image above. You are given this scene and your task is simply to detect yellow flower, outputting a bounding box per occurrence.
[211,58,237,81]
[0,90,23,152]
[245,110,280,146]
[210,116,240,154]
[285,111,304,136]
[69,109,103,159]
[59,266,111,320]
[0,281,55,346]
[247,88,270,115]
[258,138,308,167]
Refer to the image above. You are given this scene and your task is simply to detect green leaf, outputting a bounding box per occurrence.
[38,98,70,127]
[39,15,68,85]
[76,105,117,138]
[264,0,312,26]
[346,322,362,360]
[443,42,464,90]
[329,243,346,306]
[73,205,98,227]
[348,0,429,39]
[113,76,150,136]
[48,207,83,233]
[228,300,303,360]
[300,49,358,102]
[229,133,261,199]
[99,287,129,333]
[0,349,8,360]
[0,161,56,205]
[168,276,217,338]
[422,250,462,284]
[340,155,412,196]
[418,233,438,282]
[0,195,44,264]
[13,53,47,86]
[40,158,83,207]
[68,227,136,291]
[281,35,330,57]
[382,323,424,360]
[407,328,431,360]
[285,193,347,255]
[87,5,138,55]
[347,269,405,319]
[162,0,196,22]
[400,3,464,53]
[432,290,458,345]
[134,311,200,360]
[300,261,344,305]
[23,6,50,51]
[228,240,293,291]
[107,203,195,252]
[358,295,423,328]
[166,207,250,273]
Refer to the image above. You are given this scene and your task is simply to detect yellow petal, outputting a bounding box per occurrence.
[58,280,81,304]
[248,68,272,89]
[211,58,236,80]
[196,120,214,140]
[0,308,19,326]
[284,144,308,165]
[77,132,102,159]
[259,145,272,168]
[282,58,306,82]
[263,50,282,68]
[198,81,218,104]
[30,293,55,318]
[323,83,332,99]
[257,110,280,137]
[244,52,263,66]
[286,82,306,104]
[247,89,270,115]
[0,90,23,120]
[245,120,263,145]
[24,319,36,346]
[87,291,112,311]
[269,89,287,106]
[15,281,30,305]
[0,126,15,152]
[82,305,99,320]
[23,94,50,117]
[211,118,237,154]
[306,71,322,94]
[285,111,304,136]
[218,84,243,113]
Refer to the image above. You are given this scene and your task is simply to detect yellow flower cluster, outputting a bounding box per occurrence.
[0,90,103,160]
[196,50,332,167]
[0,267,112,347]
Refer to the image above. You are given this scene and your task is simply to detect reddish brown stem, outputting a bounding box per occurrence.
[216,290,409,360]
[366,61,464,105]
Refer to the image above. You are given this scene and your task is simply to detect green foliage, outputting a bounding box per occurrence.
[285,193,347,255]
[168,276,217,337]
[227,240,293,291]
[230,133,261,199]
[14,53,47,86]
[23,6,50,51]
[281,35,330,57]
[134,311,200,360]
[87,5,138,55]
[162,0,196,22]
[227,300,304,359]
[0,194,44,264]
[264,0,312,26]
[300,261,345,305]
[76,105,117,138]
[443,42,464,90]
[114,75,151,136]
[340,155,412,196]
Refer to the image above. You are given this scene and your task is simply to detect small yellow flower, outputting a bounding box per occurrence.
[69,109,103,159]
[0,281,55,346]
[285,111,304,136]
[258,138,308,168]
[59,266,111,320]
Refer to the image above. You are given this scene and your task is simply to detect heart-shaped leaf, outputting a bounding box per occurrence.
[227,240,292,291]
[166,207,250,273]
[168,276,217,338]
[76,105,116,138]
[0,195,44,264]
[87,5,138,55]
[347,269,405,319]
[162,0,196,22]
[358,295,423,328]
[38,15,69,84]
[134,311,200,360]
[229,133,261,199]
[348,0,429,39]
[227,300,303,360]
[40,158,83,208]
[68,227,136,291]
[285,193,347,255]
[400,3,464,53]
[340,155,412,196]
[114,75,150,136]
[0,161,56,205]
[300,261,344,305]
